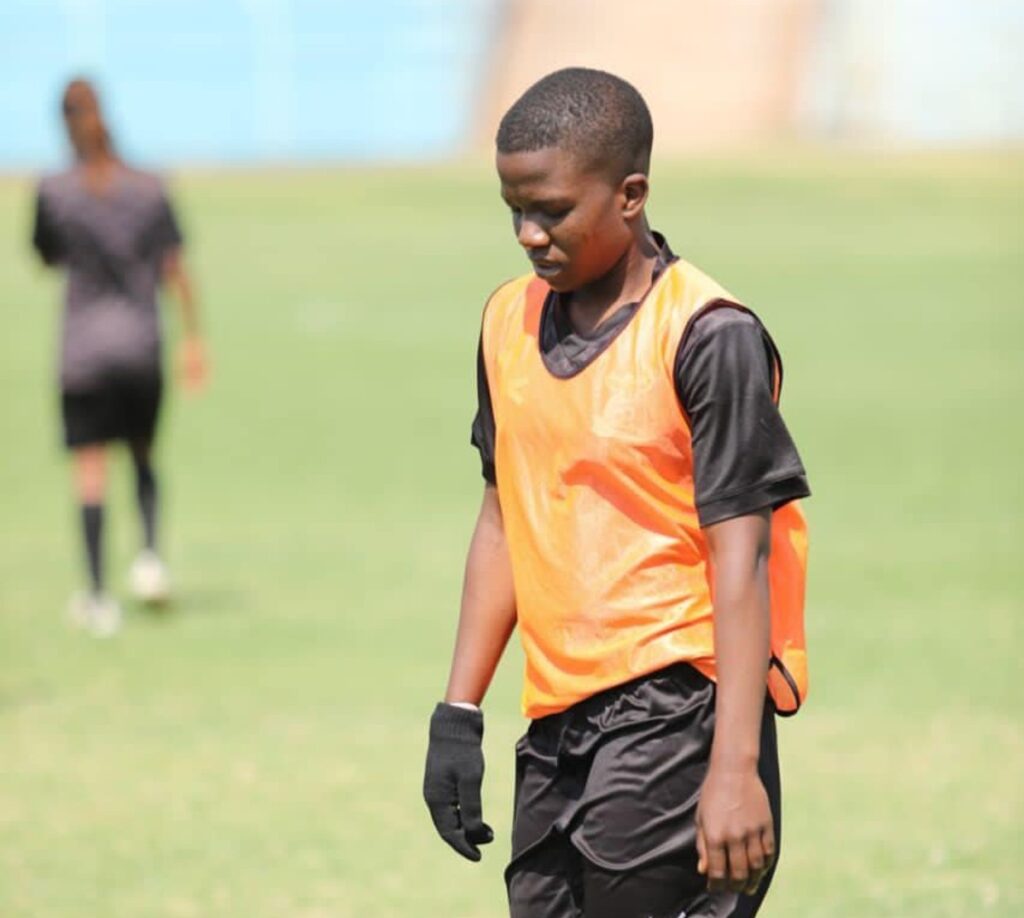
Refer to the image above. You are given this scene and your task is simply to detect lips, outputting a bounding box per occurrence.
[530,259,562,278]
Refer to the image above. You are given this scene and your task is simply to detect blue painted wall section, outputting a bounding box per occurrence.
[0,0,501,168]
[1,0,1018,168]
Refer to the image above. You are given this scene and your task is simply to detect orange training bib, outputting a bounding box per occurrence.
[480,260,808,719]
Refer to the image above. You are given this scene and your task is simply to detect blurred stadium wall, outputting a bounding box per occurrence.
[0,0,502,168]
[477,0,821,150]
[478,0,1024,150]
[1,0,1021,169]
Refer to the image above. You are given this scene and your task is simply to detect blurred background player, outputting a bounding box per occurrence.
[31,78,207,636]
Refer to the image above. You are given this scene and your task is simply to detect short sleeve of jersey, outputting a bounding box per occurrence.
[676,306,810,527]
[32,184,63,265]
[471,334,497,484]
[146,188,184,257]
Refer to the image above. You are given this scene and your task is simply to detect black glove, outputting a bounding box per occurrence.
[423,702,495,861]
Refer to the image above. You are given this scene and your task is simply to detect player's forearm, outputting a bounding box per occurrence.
[444,485,517,706]
[706,510,772,769]
[173,270,201,338]
[163,250,201,337]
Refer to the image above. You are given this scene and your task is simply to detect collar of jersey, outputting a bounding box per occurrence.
[538,232,678,380]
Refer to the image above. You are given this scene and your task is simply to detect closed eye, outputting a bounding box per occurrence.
[542,206,571,220]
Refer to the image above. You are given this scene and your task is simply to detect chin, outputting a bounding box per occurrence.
[545,279,572,293]
[537,271,575,293]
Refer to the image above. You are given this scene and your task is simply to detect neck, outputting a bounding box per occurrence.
[77,151,118,194]
[568,223,660,330]
[74,128,116,165]
[78,147,114,165]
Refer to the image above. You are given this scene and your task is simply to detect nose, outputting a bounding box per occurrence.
[516,216,549,251]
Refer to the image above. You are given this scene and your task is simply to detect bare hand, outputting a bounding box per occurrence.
[177,336,209,394]
[696,763,775,896]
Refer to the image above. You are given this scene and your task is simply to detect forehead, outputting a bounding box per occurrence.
[496,147,607,196]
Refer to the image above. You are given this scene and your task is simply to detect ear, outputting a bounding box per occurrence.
[620,173,649,220]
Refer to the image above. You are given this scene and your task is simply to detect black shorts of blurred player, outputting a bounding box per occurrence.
[61,370,162,450]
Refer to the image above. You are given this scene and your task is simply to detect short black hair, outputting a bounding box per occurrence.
[496,68,653,179]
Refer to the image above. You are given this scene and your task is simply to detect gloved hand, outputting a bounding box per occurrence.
[423,702,495,861]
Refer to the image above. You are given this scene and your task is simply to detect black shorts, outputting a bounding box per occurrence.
[505,664,781,918]
[61,373,163,449]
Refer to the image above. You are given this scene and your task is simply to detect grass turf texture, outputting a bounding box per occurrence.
[0,152,1021,917]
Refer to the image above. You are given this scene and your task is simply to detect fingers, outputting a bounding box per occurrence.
[443,829,483,861]
[718,828,777,896]
[726,838,749,892]
[700,827,776,894]
[742,824,777,896]
[457,775,495,846]
[424,773,493,862]
[697,813,730,892]
[426,801,483,862]
[177,340,208,393]
[703,835,729,893]
[185,359,207,393]
[467,821,495,846]
[761,823,776,866]
[742,833,766,896]
[696,770,777,895]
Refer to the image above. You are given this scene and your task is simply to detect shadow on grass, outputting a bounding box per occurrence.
[126,584,248,623]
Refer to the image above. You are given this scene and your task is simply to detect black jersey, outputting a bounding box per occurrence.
[33,164,183,392]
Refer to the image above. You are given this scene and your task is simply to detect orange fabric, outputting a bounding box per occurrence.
[481,260,809,718]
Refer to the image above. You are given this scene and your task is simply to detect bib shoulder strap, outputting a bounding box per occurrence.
[649,259,741,367]
[481,273,544,358]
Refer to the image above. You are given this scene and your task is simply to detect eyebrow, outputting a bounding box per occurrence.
[501,191,573,209]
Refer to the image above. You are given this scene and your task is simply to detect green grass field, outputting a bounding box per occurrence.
[1,152,1021,917]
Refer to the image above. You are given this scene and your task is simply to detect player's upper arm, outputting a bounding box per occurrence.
[675,305,810,528]
[32,188,63,266]
[471,334,497,485]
